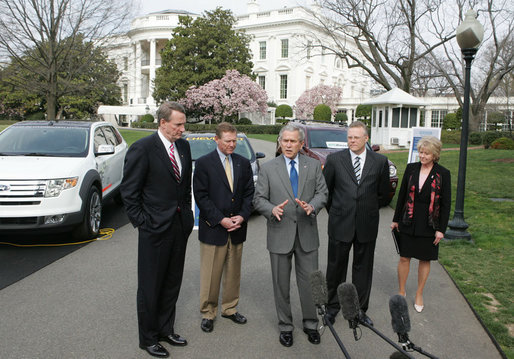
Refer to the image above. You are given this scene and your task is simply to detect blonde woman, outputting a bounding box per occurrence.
[391,136,451,312]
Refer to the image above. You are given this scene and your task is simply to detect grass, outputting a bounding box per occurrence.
[385,149,514,358]
[118,128,153,146]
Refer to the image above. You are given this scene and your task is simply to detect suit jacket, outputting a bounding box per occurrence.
[120,132,194,235]
[324,148,390,243]
[253,154,328,254]
[393,162,451,237]
[193,150,254,246]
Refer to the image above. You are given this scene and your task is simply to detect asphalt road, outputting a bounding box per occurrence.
[0,138,503,359]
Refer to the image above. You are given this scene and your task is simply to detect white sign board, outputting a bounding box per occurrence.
[408,127,442,163]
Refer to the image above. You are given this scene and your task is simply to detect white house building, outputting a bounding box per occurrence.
[98,1,371,125]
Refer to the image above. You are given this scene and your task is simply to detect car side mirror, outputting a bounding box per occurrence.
[95,144,115,156]
[256,152,266,159]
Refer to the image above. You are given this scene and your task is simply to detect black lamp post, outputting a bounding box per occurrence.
[445,10,484,241]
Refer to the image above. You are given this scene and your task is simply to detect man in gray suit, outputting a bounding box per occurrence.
[323,121,390,327]
[254,123,328,348]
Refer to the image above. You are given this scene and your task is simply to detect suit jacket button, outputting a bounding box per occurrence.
[232,198,235,202]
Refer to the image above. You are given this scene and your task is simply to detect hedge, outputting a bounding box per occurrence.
[491,137,514,150]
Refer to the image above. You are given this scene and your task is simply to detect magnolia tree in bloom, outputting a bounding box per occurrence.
[181,70,268,123]
[295,84,342,119]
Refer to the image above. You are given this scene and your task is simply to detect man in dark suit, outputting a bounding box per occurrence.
[121,101,194,358]
[254,123,328,347]
[323,120,390,326]
[193,122,254,333]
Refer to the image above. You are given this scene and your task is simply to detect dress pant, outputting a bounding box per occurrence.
[270,235,319,332]
[199,237,243,319]
[137,214,188,347]
[326,236,376,315]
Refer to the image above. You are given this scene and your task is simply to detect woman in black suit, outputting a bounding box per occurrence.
[391,136,451,313]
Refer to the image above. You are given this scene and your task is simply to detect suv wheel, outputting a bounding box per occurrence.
[73,186,102,240]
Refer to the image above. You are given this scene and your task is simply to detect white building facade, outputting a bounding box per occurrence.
[99,1,371,124]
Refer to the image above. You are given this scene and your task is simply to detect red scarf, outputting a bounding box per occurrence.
[402,171,442,230]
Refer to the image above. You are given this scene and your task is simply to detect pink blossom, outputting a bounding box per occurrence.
[295,84,342,119]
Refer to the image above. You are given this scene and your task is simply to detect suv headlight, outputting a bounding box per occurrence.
[389,165,397,178]
[45,177,79,197]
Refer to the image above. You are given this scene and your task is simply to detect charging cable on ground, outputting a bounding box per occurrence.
[0,228,115,247]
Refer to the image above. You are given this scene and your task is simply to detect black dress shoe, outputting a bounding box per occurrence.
[139,343,169,358]
[160,333,188,346]
[201,318,214,333]
[303,328,321,344]
[359,311,374,327]
[279,331,293,347]
[221,312,247,324]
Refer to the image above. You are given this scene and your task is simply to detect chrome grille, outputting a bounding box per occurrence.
[0,180,46,199]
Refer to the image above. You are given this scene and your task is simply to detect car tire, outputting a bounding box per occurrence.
[73,186,102,241]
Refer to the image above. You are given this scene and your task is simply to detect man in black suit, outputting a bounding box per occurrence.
[193,122,254,333]
[121,101,194,358]
[323,121,390,326]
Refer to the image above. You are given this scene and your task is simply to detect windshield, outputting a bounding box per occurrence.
[186,135,255,161]
[0,126,89,157]
[308,129,348,149]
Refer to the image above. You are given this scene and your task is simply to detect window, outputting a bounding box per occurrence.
[307,41,312,59]
[259,41,266,60]
[281,39,289,58]
[431,110,448,128]
[123,57,128,71]
[409,108,418,127]
[280,75,288,99]
[258,75,266,90]
[401,108,409,128]
[392,108,400,127]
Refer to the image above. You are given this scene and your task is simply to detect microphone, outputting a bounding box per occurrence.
[389,295,440,359]
[389,294,411,347]
[338,282,361,340]
[310,270,328,315]
[309,271,352,359]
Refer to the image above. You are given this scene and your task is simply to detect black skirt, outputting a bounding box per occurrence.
[398,232,439,261]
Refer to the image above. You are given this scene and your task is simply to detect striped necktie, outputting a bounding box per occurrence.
[169,143,181,181]
[354,156,361,184]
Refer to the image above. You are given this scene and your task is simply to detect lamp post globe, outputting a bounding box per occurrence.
[445,10,484,241]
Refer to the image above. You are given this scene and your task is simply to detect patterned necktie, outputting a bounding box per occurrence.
[169,143,180,181]
[290,159,298,198]
[354,156,361,184]
[225,156,233,192]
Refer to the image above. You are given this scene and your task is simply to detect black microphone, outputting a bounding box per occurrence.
[310,270,328,315]
[389,294,411,348]
[338,282,361,340]
[389,295,440,359]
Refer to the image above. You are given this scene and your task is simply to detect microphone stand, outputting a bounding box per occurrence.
[398,334,440,359]
[358,321,415,359]
[318,306,352,359]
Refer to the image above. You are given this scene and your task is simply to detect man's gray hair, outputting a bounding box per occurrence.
[278,123,305,142]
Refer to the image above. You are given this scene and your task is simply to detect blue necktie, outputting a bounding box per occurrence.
[290,160,298,198]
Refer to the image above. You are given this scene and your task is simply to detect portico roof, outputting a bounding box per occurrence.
[363,88,426,106]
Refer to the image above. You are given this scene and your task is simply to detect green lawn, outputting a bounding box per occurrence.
[118,128,153,146]
[385,149,514,358]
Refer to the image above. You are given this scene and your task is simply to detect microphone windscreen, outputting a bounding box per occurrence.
[389,294,411,334]
[338,282,360,321]
[310,270,328,306]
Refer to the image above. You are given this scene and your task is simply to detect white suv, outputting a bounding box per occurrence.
[0,121,128,240]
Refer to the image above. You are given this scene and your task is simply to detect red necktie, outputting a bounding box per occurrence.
[169,143,181,181]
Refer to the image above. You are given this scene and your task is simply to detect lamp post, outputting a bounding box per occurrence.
[445,10,484,241]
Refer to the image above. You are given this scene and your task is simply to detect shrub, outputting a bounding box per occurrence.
[441,130,461,144]
[25,112,46,121]
[276,118,289,124]
[132,121,158,129]
[275,104,293,119]
[469,132,483,145]
[267,101,277,107]
[236,117,252,125]
[491,137,514,150]
[442,112,460,130]
[140,114,155,123]
[335,112,348,123]
[482,131,503,149]
[313,104,332,122]
[185,124,283,134]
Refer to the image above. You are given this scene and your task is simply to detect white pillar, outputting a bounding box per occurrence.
[135,41,142,104]
[149,39,156,105]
